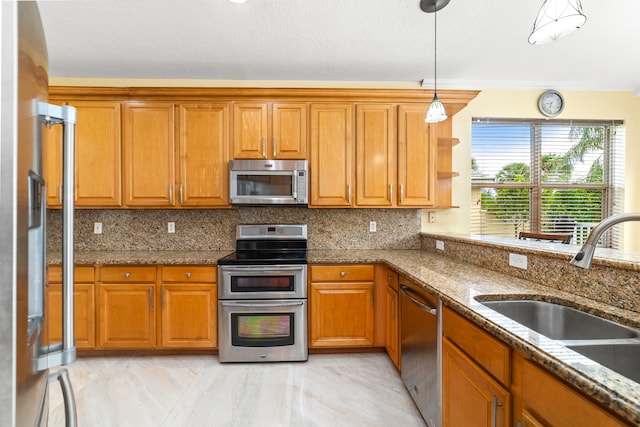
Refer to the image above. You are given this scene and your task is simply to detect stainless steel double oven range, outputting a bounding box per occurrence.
[217,224,308,363]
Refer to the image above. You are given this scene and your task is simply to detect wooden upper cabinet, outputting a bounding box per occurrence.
[355,104,396,207]
[232,102,307,160]
[309,103,354,207]
[397,104,436,207]
[178,104,230,207]
[43,100,122,207]
[123,102,176,207]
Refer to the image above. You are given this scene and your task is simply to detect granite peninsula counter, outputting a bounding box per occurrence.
[49,248,640,424]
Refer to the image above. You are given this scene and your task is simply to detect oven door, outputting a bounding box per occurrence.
[218,299,308,362]
[218,265,307,299]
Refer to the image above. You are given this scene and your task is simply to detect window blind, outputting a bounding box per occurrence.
[471,119,625,249]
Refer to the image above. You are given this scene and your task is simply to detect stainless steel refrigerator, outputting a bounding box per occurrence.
[1,2,78,425]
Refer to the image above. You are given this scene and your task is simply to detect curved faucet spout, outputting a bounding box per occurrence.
[570,213,640,269]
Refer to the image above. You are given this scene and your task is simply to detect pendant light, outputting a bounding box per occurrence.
[423,0,448,124]
[528,0,587,45]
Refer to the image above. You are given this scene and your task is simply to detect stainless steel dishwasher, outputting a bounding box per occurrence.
[400,278,441,427]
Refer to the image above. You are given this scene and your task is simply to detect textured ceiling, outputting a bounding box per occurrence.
[38,0,640,92]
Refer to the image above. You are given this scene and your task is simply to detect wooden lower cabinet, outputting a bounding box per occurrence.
[97,283,156,349]
[442,337,511,427]
[309,264,375,347]
[512,353,630,427]
[160,266,217,348]
[45,265,96,349]
[384,269,400,369]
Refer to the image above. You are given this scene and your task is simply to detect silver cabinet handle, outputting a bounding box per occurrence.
[347,184,351,204]
[179,183,184,205]
[491,395,502,427]
[148,288,153,310]
[400,184,404,203]
[48,369,77,427]
[400,285,437,315]
[389,184,393,203]
[186,272,191,278]
[340,271,346,277]
[58,184,63,205]
[169,184,173,205]
[261,137,266,158]
[273,137,277,157]
[124,272,130,278]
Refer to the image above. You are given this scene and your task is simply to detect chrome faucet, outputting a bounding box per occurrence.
[570,213,640,269]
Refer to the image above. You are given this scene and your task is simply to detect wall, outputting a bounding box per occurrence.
[47,208,421,252]
[423,89,640,252]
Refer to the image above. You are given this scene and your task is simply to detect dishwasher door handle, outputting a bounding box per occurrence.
[400,285,437,316]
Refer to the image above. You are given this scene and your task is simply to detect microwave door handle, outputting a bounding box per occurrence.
[292,170,298,199]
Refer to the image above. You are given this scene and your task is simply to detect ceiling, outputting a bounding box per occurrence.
[38,0,640,93]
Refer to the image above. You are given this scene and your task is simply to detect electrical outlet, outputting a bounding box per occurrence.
[509,253,528,270]
[428,211,436,223]
[369,221,377,233]
[168,222,175,233]
[93,222,102,234]
[436,240,444,251]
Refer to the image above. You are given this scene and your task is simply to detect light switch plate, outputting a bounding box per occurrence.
[369,221,377,232]
[436,240,444,250]
[168,222,175,233]
[93,222,102,234]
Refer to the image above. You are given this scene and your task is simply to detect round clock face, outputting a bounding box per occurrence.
[538,90,564,117]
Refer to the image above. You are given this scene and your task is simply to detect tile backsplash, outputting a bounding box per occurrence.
[47,207,421,252]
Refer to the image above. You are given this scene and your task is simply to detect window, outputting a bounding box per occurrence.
[471,119,625,248]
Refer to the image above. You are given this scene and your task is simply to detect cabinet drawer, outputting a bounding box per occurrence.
[47,265,95,283]
[99,266,156,283]
[161,266,216,283]
[310,264,375,282]
[443,306,511,386]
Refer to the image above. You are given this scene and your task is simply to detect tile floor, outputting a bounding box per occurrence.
[48,353,427,427]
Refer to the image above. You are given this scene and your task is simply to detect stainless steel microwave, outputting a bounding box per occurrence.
[229,159,308,205]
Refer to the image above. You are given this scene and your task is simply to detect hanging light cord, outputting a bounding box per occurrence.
[433,5,437,94]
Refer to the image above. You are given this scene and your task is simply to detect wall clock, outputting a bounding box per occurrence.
[538,89,564,117]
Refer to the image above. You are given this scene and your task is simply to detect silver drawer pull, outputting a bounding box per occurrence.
[340,271,346,277]
[124,272,130,278]
[185,272,191,278]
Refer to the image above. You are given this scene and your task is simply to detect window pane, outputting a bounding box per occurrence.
[472,124,531,184]
[472,187,531,238]
[540,126,604,184]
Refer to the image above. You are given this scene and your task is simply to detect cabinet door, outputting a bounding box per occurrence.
[272,102,307,159]
[74,101,122,207]
[97,284,156,349]
[123,102,175,207]
[442,338,511,427]
[43,123,63,207]
[309,281,374,347]
[232,102,269,159]
[178,104,229,207]
[356,104,396,207]
[45,283,95,349]
[397,104,436,207]
[309,103,353,207]
[385,285,400,368]
[160,284,217,348]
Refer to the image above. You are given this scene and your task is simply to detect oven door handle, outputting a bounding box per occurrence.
[221,266,305,272]
[220,301,305,308]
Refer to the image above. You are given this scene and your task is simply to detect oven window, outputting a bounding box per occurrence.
[237,174,293,197]
[231,276,295,293]
[231,313,295,347]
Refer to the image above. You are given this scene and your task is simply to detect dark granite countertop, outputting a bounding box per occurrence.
[50,248,640,424]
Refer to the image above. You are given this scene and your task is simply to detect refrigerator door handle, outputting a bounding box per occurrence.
[48,369,77,427]
[37,102,77,370]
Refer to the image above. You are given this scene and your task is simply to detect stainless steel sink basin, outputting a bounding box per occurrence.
[477,299,639,341]
[567,343,640,383]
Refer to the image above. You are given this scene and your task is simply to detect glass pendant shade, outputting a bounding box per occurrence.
[425,94,447,123]
[528,0,586,45]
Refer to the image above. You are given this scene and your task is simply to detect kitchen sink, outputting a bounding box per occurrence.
[567,343,640,383]
[477,299,639,341]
